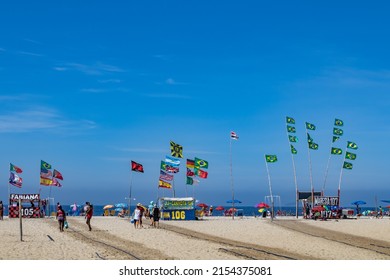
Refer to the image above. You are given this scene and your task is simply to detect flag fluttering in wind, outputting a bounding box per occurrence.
[9,172,23,188]
[195,168,208,179]
[347,141,358,150]
[165,155,180,166]
[334,119,344,126]
[332,136,340,143]
[161,161,179,173]
[306,122,316,130]
[159,170,173,181]
[131,161,144,173]
[286,116,295,124]
[287,125,296,133]
[186,168,195,177]
[343,162,353,170]
[194,157,208,169]
[290,144,297,154]
[345,152,357,160]
[53,169,64,180]
[51,178,62,187]
[186,159,195,169]
[288,135,298,142]
[40,169,53,178]
[265,155,278,163]
[10,163,23,174]
[333,128,343,136]
[230,131,239,140]
[41,160,52,170]
[331,147,343,155]
[170,141,183,158]
[158,180,172,189]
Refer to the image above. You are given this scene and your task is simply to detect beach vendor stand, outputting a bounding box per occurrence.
[8,193,42,218]
[159,197,196,221]
[313,196,340,219]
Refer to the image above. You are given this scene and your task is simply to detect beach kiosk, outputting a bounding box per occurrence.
[8,193,42,218]
[159,197,196,221]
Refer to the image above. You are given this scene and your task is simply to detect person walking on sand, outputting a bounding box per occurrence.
[56,205,66,232]
[0,201,4,221]
[133,203,141,229]
[85,202,93,231]
[152,204,160,228]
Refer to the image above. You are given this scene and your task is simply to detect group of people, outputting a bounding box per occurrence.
[132,202,160,229]
[56,202,93,232]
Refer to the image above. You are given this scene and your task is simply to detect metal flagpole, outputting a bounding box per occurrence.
[306,128,315,207]
[286,130,299,218]
[337,160,344,208]
[230,136,235,220]
[172,176,176,198]
[129,166,133,218]
[322,153,332,196]
[264,157,274,221]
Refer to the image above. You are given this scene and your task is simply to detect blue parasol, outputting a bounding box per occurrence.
[351,200,366,206]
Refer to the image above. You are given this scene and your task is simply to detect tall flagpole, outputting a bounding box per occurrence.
[264,158,274,221]
[129,165,133,218]
[306,128,314,207]
[286,130,299,218]
[230,135,235,220]
[337,160,344,207]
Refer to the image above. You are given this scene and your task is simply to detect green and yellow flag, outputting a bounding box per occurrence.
[345,152,357,160]
[347,141,358,150]
[288,135,298,143]
[265,155,277,163]
[333,128,343,136]
[305,122,316,130]
[334,119,344,126]
[332,136,340,143]
[309,142,319,150]
[290,144,297,155]
[170,141,183,158]
[194,157,209,169]
[331,147,342,155]
[286,116,295,124]
[287,125,296,133]
[343,161,353,170]
[41,160,52,170]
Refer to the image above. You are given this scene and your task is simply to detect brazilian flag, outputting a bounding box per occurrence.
[332,136,340,143]
[309,142,319,150]
[290,144,297,155]
[305,122,316,130]
[41,160,52,171]
[347,141,358,150]
[345,152,357,160]
[288,135,298,143]
[286,116,295,124]
[343,161,353,170]
[307,133,313,143]
[287,125,296,133]
[333,128,343,136]
[334,119,344,127]
[331,147,342,155]
[265,155,277,163]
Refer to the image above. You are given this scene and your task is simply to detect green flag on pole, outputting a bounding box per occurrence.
[265,155,278,163]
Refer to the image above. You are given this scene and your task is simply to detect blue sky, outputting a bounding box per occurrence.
[1,1,389,207]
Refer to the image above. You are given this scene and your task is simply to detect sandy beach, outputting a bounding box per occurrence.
[0,215,389,260]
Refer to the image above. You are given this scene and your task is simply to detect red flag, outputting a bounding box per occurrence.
[10,163,23,173]
[131,161,144,173]
[53,169,64,180]
[195,168,208,179]
[51,178,62,187]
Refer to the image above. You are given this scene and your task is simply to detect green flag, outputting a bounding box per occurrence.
[307,133,313,143]
[194,157,209,169]
[334,119,344,127]
[309,142,319,150]
[265,155,277,163]
[331,147,342,155]
[186,177,194,185]
[290,144,297,154]
[305,122,316,130]
[343,161,353,170]
[347,141,358,150]
[288,135,298,143]
[41,160,52,170]
[345,151,357,160]
[287,125,296,133]
[333,128,343,136]
[332,136,340,143]
[286,116,295,124]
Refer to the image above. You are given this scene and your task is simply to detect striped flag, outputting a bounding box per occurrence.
[159,170,174,181]
[230,131,239,140]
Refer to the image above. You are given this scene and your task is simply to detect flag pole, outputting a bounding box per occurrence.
[264,157,274,221]
[285,129,299,218]
[129,165,133,218]
[172,176,176,198]
[230,135,235,220]
[337,143,347,207]
[306,128,315,207]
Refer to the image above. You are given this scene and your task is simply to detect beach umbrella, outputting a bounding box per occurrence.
[114,208,123,212]
[351,200,366,206]
[226,199,242,204]
[256,202,270,208]
[115,203,128,209]
[103,204,114,210]
[385,205,390,209]
[215,206,224,211]
[197,203,209,208]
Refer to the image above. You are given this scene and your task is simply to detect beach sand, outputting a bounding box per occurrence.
[0,215,389,260]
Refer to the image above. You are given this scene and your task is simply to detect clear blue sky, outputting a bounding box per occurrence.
[1,1,389,207]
